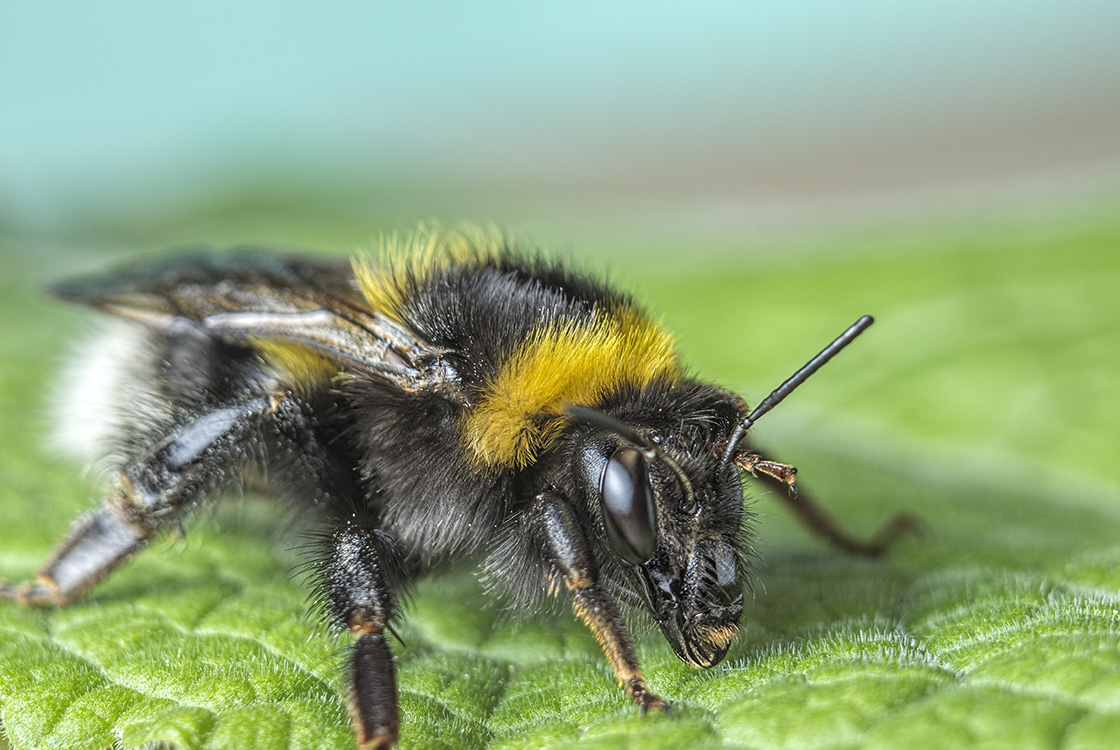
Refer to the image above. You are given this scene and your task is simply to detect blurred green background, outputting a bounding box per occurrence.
[2,3,1119,749]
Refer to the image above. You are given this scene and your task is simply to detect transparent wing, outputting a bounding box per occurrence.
[49,246,458,391]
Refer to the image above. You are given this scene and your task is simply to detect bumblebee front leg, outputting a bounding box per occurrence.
[0,398,268,605]
[536,493,669,713]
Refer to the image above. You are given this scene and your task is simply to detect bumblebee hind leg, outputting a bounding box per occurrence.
[1,506,148,605]
[1,396,269,605]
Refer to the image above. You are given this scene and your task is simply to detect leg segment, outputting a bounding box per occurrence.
[536,493,668,713]
[1,506,147,605]
[1,397,268,605]
[350,631,398,750]
[737,449,919,557]
[313,516,403,750]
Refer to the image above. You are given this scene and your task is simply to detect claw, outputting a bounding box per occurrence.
[0,577,65,607]
[626,677,670,716]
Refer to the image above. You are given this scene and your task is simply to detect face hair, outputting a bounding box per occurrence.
[721,315,875,466]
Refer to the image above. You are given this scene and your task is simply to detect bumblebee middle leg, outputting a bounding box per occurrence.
[312,515,405,750]
[1,397,269,605]
[738,448,919,557]
[258,395,407,749]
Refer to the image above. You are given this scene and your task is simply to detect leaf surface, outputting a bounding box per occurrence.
[2,211,1118,749]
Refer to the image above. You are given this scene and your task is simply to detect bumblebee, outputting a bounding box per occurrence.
[1,226,910,749]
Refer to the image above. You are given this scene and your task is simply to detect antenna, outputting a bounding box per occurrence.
[721,315,875,465]
[564,404,653,451]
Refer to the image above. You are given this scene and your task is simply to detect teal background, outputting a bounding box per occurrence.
[2,1,1118,232]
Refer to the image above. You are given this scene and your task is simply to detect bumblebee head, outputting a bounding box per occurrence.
[563,314,877,668]
[567,405,747,669]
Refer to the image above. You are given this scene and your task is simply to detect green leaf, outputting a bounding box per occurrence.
[2,208,1119,749]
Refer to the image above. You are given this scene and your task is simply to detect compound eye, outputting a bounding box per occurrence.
[599,447,658,564]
